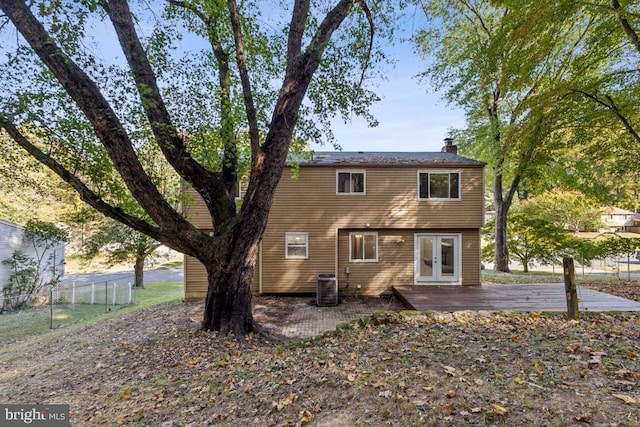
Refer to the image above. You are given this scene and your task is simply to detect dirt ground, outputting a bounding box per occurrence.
[0,282,639,426]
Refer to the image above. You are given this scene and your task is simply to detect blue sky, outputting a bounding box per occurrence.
[64,5,467,154]
[313,18,467,153]
[321,58,466,153]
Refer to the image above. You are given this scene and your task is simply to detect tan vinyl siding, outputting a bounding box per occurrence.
[266,165,484,231]
[185,162,484,299]
[182,187,214,229]
[334,229,480,295]
[181,186,209,300]
[259,227,481,295]
[184,254,208,301]
[337,230,413,295]
[259,228,336,294]
[257,164,484,295]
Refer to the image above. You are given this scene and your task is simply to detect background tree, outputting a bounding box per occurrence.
[482,211,569,273]
[71,137,183,288]
[528,129,640,210]
[564,237,602,277]
[516,0,639,209]
[0,129,73,224]
[599,234,640,280]
[82,218,161,289]
[550,0,640,210]
[0,0,397,335]
[567,0,640,144]
[517,190,602,232]
[415,0,591,272]
[417,0,640,273]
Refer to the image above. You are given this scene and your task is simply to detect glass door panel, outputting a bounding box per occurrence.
[418,236,434,281]
[440,237,455,277]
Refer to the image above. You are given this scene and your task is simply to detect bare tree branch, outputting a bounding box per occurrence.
[103,0,231,224]
[355,0,375,85]
[611,0,640,53]
[0,0,208,253]
[226,0,261,159]
[0,114,179,251]
[576,89,640,143]
[168,0,239,203]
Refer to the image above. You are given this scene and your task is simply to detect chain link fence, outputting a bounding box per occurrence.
[52,280,135,306]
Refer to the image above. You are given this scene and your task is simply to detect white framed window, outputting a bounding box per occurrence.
[349,232,378,262]
[337,170,366,194]
[285,232,308,259]
[418,170,461,200]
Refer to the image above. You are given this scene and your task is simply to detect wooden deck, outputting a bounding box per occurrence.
[392,284,640,312]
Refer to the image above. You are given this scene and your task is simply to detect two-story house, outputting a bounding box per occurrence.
[184,148,486,301]
[599,207,637,232]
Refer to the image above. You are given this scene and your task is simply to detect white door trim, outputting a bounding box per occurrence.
[414,233,462,284]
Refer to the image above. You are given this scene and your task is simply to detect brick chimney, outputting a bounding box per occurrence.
[442,137,457,154]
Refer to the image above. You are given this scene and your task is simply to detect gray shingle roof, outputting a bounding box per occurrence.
[299,151,484,166]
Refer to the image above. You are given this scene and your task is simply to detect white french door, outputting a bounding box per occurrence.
[414,234,461,283]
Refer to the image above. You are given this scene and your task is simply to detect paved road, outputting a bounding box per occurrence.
[60,267,183,285]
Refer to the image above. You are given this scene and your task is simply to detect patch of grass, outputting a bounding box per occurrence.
[481,270,563,284]
[155,259,184,269]
[132,281,184,307]
[0,281,183,343]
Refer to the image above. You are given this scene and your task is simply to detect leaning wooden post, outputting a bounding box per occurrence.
[563,257,579,320]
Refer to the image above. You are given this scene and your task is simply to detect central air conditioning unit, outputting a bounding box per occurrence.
[316,274,338,307]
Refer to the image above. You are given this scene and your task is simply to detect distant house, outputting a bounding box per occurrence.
[183,142,486,301]
[628,213,640,234]
[0,219,66,290]
[600,207,637,232]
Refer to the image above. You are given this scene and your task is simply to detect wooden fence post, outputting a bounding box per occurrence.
[563,257,579,320]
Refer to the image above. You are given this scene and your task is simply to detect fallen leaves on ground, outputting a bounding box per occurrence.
[0,292,639,426]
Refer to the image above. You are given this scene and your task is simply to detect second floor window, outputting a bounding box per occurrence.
[337,170,365,194]
[418,171,460,200]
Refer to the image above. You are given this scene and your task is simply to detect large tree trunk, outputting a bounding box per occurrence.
[493,162,511,272]
[493,172,522,272]
[0,0,368,337]
[202,265,256,335]
[493,204,511,272]
[201,228,261,334]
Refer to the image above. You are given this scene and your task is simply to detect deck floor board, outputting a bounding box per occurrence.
[392,284,640,312]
